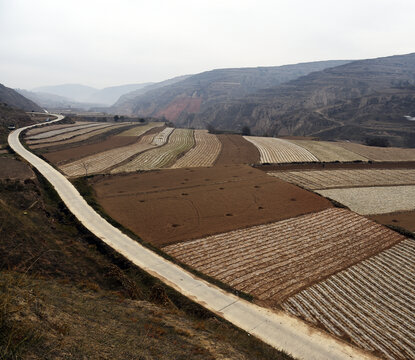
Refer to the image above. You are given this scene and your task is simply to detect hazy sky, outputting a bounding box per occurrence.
[1,0,415,89]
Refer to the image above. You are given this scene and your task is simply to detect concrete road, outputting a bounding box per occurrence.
[8,116,377,360]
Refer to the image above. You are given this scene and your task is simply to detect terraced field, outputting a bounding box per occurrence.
[316,186,415,215]
[171,130,221,168]
[282,238,415,360]
[151,127,174,145]
[338,142,415,161]
[287,140,368,162]
[244,136,318,163]
[111,129,194,173]
[29,123,133,149]
[60,129,160,177]
[27,123,113,145]
[26,122,101,140]
[116,122,165,137]
[163,208,403,304]
[269,168,415,190]
[25,122,84,136]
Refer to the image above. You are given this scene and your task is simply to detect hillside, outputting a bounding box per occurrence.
[0,83,42,112]
[32,84,98,103]
[110,61,350,118]
[195,53,415,146]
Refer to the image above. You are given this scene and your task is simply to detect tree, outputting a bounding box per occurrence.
[364,137,390,147]
[206,123,216,134]
[241,126,251,136]
[113,115,119,122]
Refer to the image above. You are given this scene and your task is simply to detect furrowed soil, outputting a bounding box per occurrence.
[0,162,291,360]
[91,165,332,246]
[215,134,260,165]
[369,210,415,233]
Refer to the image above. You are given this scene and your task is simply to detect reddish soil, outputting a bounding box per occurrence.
[156,97,202,121]
[0,158,34,180]
[256,161,415,172]
[369,211,415,233]
[91,165,332,247]
[215,135,260,165]
[44,135,138,165]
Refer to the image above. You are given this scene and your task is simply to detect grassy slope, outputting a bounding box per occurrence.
[0,160,292,360]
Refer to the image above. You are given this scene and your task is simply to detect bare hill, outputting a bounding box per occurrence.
[195,53,415,146]
[110,61,350,118]
[0,83,42,112]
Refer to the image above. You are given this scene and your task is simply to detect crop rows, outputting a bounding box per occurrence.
[27,123,113,145]
[60,128,161,176]
[27,122,101,140]
[151,127,174,145]
[25,122,86,136]
[282,238,415,360]
[316,185,415,215]
[287,140,368,162]
[338,142,415,162]
[117,122,164,137]
[163,208,403,303]
[269,168,415,190]
[244,136,318,163]
[171,130,221,168]
[112,129,194,173]
[29,123,133,149]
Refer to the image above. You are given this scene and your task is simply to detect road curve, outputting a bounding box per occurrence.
[8,117,377,360]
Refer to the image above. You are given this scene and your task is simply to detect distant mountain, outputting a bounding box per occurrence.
[32,84,98,103]
[0,83,42,112]
[87,83,153,105]
[194,53,415,146]
[110,61,351,119]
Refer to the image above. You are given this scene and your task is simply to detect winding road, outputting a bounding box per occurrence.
[8,116,377,360]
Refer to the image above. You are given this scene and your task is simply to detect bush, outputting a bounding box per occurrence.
[364,137,390,147]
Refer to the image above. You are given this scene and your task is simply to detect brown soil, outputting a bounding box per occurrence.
[92,165,332,247]
[44,135,138,165]
[256,161,415,172]
[156,97,202,121]
[369,210,415,233]
[0,158,34,180]
[215,134,260,165]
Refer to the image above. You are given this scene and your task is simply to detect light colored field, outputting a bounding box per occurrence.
[27,123,113,145]
[60,130,159,177]
[25,122,85,136]
[27,123,101,140]
[282,238,415,360]
[163,208,403,303]
[151,127,174,145]
[29,123,133,149]
[171,130,222,168]
[116,122,165,137]
[287,140,368,162]
[338,142,415,161]
[111,129,194,173]
[316,185,415,215]
[269,168,415,190]
[244,136,318,163]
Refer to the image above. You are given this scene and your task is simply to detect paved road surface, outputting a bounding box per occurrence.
[8,116,377,360]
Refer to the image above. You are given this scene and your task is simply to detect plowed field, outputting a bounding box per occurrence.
[269,168,415,190]
[92,165,332,246]
[163,208,403,304]
[282,238,415,360]
[369,210,415,233]
[287,140,368,162]
[338,142,415,161]
[171,130,221,168]
[117,122,164,136]
[111,129,194,173]
[25,122,84,136]
[27,123,100,140]
[214,135,259,165]
[316,186,415,215]
[244,136,318,163]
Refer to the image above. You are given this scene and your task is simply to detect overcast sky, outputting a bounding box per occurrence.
[1,0,415,90]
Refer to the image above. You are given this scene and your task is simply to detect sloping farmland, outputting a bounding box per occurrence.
[269,168,415,190]
[60,129,160,176]
[171,130,222,168]
[26,122,102,140]
[287,140,368,162]
[163,208,404,304]
[25,121,86,136]
[338,142,415,162]
[282,238,415,360]
[244,136,318,163]
[117,122,165,137]
[316,186,415,215]
[111,129,194,173]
